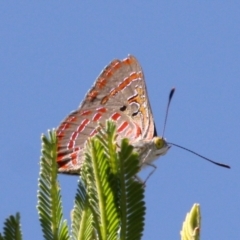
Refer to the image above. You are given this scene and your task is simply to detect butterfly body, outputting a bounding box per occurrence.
[56,55,169,174]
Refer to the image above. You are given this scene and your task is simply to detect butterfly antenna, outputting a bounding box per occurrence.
[168,142,230,169]
[162,88,175,137]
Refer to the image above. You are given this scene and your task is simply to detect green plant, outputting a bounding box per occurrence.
[0,121,201,240]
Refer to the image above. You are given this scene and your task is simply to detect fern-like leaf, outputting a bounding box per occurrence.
[0,213,22,240]
[71,179,95,240]
[118,138,145,240]
[72,120,145,240]
[82,130,119,240]
[37,130,70,240]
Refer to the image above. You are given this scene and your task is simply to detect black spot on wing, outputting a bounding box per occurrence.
[120,105,127,111]
[132,111,138,117]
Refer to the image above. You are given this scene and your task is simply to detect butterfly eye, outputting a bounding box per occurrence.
[154,137,165,149]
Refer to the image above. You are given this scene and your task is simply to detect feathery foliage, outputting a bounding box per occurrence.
[71,178,94,240]
[0,120,205,240]
[72,120,146,240]
[37,130,69,240]
[0,213,22,240]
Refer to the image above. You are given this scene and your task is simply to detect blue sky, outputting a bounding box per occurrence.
[0,2,239,239]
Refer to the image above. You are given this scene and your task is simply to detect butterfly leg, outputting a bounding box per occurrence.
[139,148,158,183]
[142,163,157,184]
[134,175,146,187]
[135,163,157,186]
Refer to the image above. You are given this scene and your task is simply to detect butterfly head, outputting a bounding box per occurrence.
[132,136,170,167]
[153,136,170,157]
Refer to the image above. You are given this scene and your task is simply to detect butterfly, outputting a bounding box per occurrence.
[56,55,170,174]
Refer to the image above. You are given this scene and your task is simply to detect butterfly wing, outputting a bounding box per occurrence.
[56,55,156,174]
